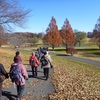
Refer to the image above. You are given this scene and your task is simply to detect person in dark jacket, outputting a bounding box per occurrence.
[0,64,9,99]
[14,51,22,64]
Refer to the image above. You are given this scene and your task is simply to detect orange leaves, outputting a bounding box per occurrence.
[43,17,76,51]
[61,18,76,47]
[43,16,62,50]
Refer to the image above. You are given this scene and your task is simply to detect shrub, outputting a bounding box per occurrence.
[66,47,77,56]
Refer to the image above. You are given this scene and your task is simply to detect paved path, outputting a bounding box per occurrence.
[50,52,100,67]
[2,65,55,100]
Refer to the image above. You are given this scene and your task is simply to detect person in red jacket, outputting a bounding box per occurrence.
[29,52,39,77]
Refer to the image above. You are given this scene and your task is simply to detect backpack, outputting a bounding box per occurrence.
[9,64,23,83]
[41,56,48,66]
[35,53,40,60]
[30,59,35,66]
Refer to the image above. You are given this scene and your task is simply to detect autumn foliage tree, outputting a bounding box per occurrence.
[43,16,62,51]
[61,18,77,55]
[92,16,100,49]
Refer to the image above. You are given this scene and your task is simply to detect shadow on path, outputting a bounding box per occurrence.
[28,69,46,80]
[2,91,17,100]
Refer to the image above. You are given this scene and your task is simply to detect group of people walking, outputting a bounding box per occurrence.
[29,47,53,80]
[0,47,53,100]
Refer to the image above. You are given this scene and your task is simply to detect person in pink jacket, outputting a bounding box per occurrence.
[10,57,28,100]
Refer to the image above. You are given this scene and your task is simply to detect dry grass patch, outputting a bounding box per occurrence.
[49,56,100,100]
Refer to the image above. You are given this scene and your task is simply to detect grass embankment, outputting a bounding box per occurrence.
[0,48,30,88]
[49,55,100,100]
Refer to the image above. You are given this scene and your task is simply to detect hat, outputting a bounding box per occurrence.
[32,52,35,55]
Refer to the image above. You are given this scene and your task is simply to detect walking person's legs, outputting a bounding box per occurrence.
[31,66,34,76]
[44,68,49,80]
[43,68,46,77]
[35,67,37,76]
[0,82,2,99]
[17,85,25,100]
[45,68,49,80]
[17,85,20,96]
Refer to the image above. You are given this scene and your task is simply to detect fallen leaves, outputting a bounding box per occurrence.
[49,56,100,100]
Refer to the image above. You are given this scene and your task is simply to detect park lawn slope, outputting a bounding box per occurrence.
[49,55,100,100]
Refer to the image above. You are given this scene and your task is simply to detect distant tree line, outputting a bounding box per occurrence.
[0,31,44,47]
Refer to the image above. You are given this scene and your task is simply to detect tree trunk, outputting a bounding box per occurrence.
[71,52,73,56]
[79,41,81,47]
[66,44,68,50]
[52,44,55,51]
[66,44,68,53]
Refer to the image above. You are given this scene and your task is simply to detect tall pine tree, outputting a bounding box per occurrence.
[61,18,76,55]
[43,16,62,51]
[61,18,76,49]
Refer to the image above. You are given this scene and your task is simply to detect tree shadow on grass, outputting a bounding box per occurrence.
[2,91,17,100]
[92,52,100,56]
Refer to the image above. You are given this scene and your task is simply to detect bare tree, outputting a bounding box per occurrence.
[0,0,31,30]
[0,25,7,46]
[92,16,100,49]
[9,33,27,47]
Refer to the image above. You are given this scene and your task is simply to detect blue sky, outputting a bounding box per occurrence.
[15,0,100,33]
